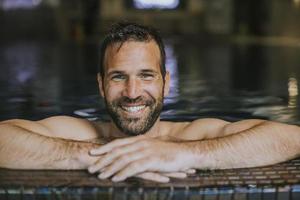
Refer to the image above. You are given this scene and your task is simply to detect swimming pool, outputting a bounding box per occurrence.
[0,38,299,124]
[1,38,300,199]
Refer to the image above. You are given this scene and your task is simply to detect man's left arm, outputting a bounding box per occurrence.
[88,120,300,181]
[190,120,300,169]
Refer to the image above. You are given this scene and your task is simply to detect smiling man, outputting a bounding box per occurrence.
[100,40,166,136]
[0,22,300,183]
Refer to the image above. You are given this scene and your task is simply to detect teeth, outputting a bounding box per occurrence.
[122,105,146,113]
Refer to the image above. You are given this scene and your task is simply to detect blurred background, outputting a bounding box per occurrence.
[1,0,300,124]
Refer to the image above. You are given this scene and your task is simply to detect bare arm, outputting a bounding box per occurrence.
[190,121,300,169]
[172,118,265,140]
[0,117,195,182]
[0,116,101,169]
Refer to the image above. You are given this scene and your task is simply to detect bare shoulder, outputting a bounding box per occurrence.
[160,121,189,135]
[39,116,101,140]
[1,116,101,141]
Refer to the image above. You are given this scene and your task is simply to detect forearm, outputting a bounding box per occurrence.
[190,121,300,169]
[0,124,100,170]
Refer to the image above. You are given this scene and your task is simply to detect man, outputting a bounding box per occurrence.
[0,22,300,183]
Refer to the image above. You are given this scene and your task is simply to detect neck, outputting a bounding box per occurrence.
[108,118,162,138]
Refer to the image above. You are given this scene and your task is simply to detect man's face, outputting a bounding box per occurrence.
[98,40,170,136]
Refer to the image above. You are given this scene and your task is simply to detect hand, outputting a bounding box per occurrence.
[88,135,195,182]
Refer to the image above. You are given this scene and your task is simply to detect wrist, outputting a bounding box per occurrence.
[72,142,100,169]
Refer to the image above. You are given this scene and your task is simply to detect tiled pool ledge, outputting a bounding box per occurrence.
[1,158,300,200]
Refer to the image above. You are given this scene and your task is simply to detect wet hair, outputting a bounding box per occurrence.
[98,22,166,78]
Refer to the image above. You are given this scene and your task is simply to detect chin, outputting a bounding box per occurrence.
[119,120,150,136]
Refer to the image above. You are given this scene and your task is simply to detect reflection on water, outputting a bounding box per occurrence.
[133,0,180,9]
[0,0,42,10]
[0,40,300,125]
[2,43,39,84]
[164,43,179,103]
[288,77,298,108]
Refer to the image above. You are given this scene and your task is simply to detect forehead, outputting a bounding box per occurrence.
[104,40,161,74]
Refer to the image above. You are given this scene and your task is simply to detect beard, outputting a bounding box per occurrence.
[105,93,163,136]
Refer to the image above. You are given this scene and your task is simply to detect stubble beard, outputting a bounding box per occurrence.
[105,94,164,136]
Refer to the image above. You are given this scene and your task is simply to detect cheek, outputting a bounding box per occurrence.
[104,83,122,99]
[143,82,164,97]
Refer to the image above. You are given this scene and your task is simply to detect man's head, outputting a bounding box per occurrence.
[98,22,170,136]
[98,22,166,79]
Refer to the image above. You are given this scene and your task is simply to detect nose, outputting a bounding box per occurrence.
[123,77,142,99]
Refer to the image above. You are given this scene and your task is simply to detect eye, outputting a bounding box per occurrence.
[140,73,154,81]
[111,74,126,81]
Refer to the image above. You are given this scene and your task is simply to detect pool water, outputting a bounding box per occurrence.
[0,38,300,125]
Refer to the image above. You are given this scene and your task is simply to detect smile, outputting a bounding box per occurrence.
[121,105,146,113]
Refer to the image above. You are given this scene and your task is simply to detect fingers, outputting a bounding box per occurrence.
[161,172,187,178]
[135,171,189,183]
[135,172,170,183]
[111,168,195,182]
[90,135,145,156]
[97,152,147,179]
[111,158,153,182]
[88,143,144,173]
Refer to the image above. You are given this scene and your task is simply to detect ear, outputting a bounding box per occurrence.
[97,73,105,97]
[163,71,170,97]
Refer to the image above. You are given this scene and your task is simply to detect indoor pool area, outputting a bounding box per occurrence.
[1,0,300,199]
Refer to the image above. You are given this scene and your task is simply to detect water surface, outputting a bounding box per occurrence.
[0,39,300,125]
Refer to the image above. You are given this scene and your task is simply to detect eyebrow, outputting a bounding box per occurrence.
[139,69,159,74]
[107,69,159,76]
[107,70,125,76]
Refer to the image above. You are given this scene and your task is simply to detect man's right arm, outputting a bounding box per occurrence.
[0,116,101,170]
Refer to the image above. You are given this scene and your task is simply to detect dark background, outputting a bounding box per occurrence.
[1,0,300,124]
